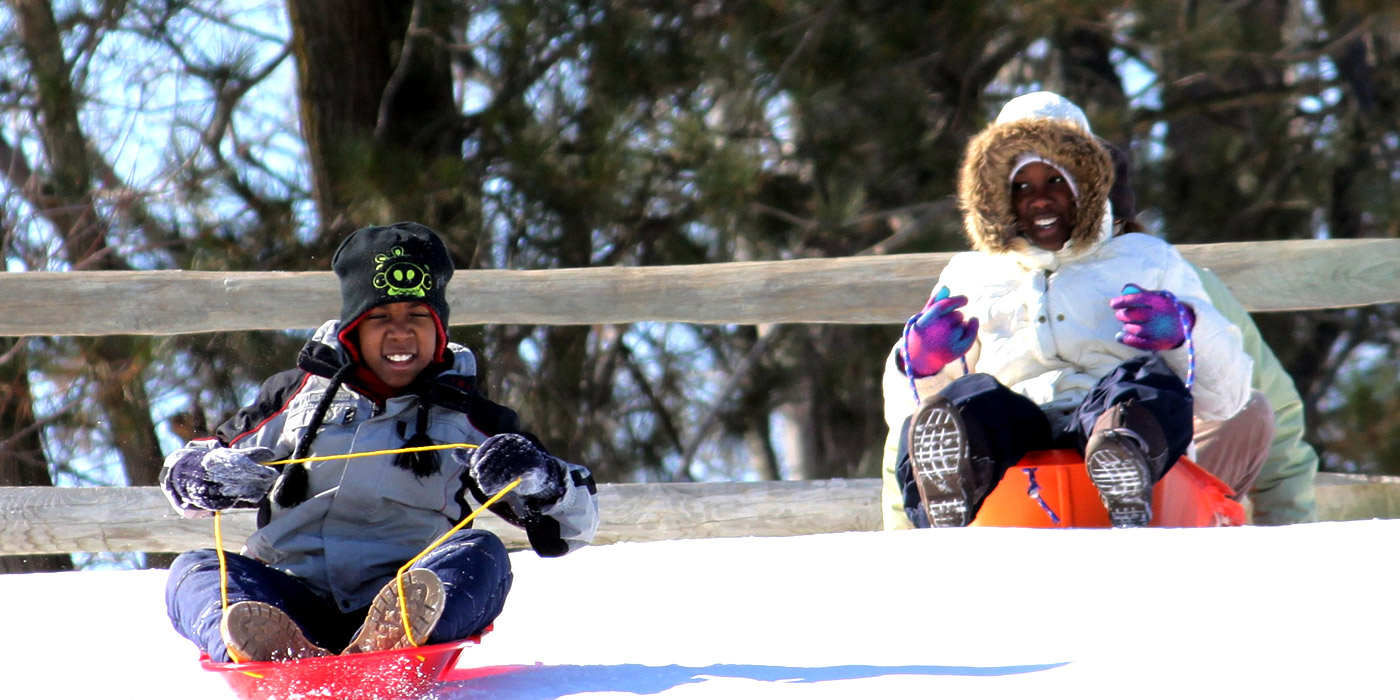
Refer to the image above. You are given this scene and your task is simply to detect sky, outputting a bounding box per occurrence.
[4,520,1398,699]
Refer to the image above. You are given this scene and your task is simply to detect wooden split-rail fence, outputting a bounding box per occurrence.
[2,239,1399,555]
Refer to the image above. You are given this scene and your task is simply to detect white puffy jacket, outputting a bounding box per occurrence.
[882,232,1254,432]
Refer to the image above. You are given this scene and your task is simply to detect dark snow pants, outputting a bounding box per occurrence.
[896,354,1194,527]
[165,529,512,662]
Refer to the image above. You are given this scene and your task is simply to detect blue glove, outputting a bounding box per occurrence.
[1110,284,1196,351]
[903,287,978,377]
[453,434,566,516]
[160,445,278,514]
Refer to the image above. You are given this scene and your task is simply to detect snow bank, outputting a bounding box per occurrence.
[5,520,1397,698]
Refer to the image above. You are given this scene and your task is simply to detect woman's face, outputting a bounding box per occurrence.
[1011,161,1077,251]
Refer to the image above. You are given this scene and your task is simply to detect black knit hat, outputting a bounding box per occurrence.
[332,222,453,361]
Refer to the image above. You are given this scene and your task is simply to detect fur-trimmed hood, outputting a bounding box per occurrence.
[958,92,1114,266]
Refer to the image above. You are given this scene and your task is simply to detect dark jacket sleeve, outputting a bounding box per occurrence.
[214,368,309,452]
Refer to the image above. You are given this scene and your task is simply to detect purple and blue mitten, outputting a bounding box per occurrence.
[903,286,979,378]
[1110,283,1196,351]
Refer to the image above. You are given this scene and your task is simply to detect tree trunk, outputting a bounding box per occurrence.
[14,1,167,570]
[286,0,464,243]
[15,0,165,481]
[0,338,73,572]
[87,338,164,487]
[286,0,400,239]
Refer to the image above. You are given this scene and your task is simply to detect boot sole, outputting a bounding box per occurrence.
[908,398,974,527]
[220,600,330,663]
[343,569,446,654]
[1085,433,1153,528]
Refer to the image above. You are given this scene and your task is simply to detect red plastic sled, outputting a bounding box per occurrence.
[201,629,528,700]
[969,449,1246,528]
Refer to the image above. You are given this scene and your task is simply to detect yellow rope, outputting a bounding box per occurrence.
[213,441,515,661]
[393,475,521,646]
[263,442,478,467]
[213,511,245,663]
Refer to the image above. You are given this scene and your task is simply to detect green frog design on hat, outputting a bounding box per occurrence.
[373,246,433,298]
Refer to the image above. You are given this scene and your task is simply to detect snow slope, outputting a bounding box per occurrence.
[4,520,1398,699]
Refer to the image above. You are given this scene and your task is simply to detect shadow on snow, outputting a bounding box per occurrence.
[431,661,1070,698]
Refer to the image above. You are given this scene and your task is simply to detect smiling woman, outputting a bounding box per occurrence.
[880,92,1261,532]
[1010,159,1078,252]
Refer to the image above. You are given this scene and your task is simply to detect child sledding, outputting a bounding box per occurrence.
[161,223,599,668]
[881,92,1263,529]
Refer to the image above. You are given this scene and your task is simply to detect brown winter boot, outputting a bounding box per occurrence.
[220,600,331,663]
[342,569,446,654]
[907,396,994,527]
[1084,401,1169,528]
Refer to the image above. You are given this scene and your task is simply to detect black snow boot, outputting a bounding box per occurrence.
[1084,401,1170,528]
[906,396,996,527]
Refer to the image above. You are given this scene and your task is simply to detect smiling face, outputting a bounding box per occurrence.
[1011,160,1077,251]
[353,301,438,389]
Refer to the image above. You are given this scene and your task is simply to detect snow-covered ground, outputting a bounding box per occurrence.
[5,520,1398,699]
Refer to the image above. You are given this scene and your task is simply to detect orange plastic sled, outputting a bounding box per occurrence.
[969,449,1246,528]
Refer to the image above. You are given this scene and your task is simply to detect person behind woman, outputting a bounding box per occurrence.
[880,92,1259,529]
[1102,141,1316,524]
